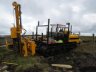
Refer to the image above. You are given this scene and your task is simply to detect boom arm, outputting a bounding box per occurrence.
[12,2,22,34]
[11,2,22,54]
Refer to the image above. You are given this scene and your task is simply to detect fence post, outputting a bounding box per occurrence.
[92,33,95,49]
[79,32,80,36]
[32,32,34,39]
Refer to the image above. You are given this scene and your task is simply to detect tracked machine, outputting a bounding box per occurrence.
[6,2,36,57]
[6,1,80,57]
[35,19,80,57]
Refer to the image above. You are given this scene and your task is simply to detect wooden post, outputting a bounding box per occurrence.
[93,33,95,42]
[47,19,50,44]
[92,33,95,49]
[32,32,34,39]
[71,25,72,34]
[79,32,80,36]
[36,21,39,41]
[41,33,43,41]
[51,27,52,37]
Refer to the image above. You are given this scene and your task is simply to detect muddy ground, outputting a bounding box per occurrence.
[0,36,96,72]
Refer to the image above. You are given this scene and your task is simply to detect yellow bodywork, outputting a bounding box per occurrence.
[69,34,80,44]
[6,2,37,57]
[10,26,22,38]
[11,27,17,38]
[30,41,36,56]
[6,37,36,57]
[11,2,36,57]
[63,30,80,44]
[6,35,36,57]
[21,37,36,57]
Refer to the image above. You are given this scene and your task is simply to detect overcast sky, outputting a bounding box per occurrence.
[0,0,96,35]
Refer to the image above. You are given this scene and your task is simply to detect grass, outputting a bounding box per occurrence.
[74,36,96,54]
[0,36,96,71]
[0,37,5,45]
[0,36,50,71]
[0,46,49,72]
[0,47,39,64]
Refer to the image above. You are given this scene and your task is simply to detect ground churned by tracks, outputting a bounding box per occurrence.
[46,50,96,72]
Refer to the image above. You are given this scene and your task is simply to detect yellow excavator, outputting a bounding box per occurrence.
[6,2,36,57]
[63,26,80,44]
[69,34,80,44]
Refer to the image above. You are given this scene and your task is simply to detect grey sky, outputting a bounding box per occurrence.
[0,0,96,35]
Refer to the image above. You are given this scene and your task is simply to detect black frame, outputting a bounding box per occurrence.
[35,19,76,56]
